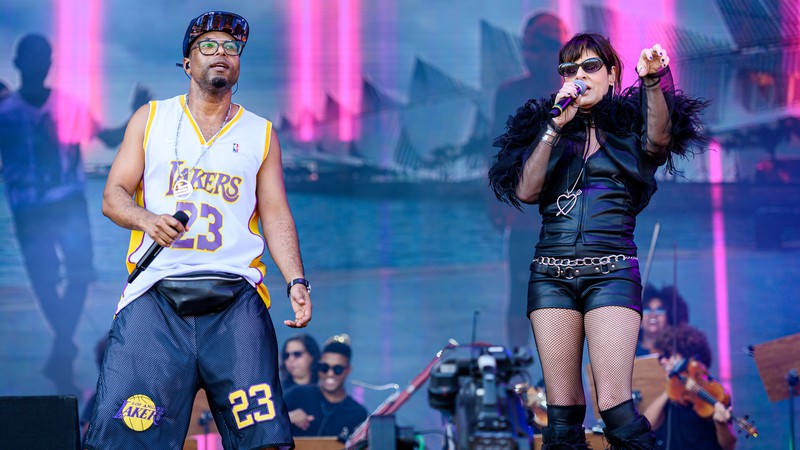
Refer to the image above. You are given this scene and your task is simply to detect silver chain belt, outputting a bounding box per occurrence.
[533,254,636,267]
[531,254,638,279]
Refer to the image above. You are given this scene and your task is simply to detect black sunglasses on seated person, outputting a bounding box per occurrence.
[318,363,347,375]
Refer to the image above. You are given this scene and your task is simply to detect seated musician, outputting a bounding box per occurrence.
[637,285,690,356]
[643,325,737,450]
[284,334,368,442]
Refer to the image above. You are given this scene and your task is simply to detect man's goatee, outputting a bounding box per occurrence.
[211,77,228,89]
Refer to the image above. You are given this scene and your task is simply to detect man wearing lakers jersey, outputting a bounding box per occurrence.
[84,11,311,450]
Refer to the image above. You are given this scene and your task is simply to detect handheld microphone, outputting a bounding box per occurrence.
[127,211,190,283]
[550,80,587,117]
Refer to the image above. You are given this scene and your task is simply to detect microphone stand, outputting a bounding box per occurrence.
[199,410,212,450]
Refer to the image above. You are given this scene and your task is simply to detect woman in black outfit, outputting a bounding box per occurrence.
[489,33,708,449]
[280,333,321,393]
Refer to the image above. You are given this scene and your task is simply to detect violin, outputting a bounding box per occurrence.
[667,357,758,438]
[523,385,548,427]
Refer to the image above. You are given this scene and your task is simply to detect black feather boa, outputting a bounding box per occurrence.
[488,76,710,209]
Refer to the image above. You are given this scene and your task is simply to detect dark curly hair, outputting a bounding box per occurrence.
[642,284,690,327]
[279,333,321,386]
[654,325,713,369]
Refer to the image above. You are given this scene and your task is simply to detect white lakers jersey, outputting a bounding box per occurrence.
[118,94,272,312]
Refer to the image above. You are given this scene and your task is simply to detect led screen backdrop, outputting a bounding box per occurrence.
[0,1,797,448]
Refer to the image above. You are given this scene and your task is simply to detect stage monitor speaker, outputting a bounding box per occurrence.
[0,395,80,450]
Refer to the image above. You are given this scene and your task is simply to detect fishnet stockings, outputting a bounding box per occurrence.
[530,306,641,411]
[585,306,641,411]
[530,308,586,406]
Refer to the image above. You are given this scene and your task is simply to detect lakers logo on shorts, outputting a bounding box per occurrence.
[113,394,165,431]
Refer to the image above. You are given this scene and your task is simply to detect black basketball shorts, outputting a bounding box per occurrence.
[84,285,293,450]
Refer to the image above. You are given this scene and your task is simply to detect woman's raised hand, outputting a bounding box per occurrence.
[636,44,670,78]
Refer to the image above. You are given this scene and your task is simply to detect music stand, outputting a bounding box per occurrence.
[586,354,665,420]
[753,333,800,450]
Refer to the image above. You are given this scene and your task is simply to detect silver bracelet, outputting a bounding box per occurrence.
[540,125,560,147]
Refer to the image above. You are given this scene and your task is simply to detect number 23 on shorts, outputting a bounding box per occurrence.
[228,383,276,429]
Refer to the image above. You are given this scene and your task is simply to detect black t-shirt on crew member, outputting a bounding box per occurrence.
[284,385,368,442]
[654,401,723,450]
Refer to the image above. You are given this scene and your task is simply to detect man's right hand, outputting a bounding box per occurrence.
[288,408,315,430]
[144,213,187,247]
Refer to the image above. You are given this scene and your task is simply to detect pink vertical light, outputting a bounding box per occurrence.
[661,0,678,83]
[782,0,795,106]
[338,0,361,141]
[54,0,103,146]
[557,0,574,36]
[606,0,636,86]
[87,0,103,120]
[661,0,675,31]
[290,0,318,141]
[708,140,732,391]
[607,0,679,87]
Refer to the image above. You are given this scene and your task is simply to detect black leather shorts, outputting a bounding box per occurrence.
[526,261,643,317]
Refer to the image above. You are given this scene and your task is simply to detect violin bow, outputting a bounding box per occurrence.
[640,222,660,300]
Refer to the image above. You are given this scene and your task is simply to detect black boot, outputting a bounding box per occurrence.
[602,416,655,450]
[541,425,592,450]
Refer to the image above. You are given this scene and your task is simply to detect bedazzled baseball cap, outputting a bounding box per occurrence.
[182,11,249,57]
[322,334,352,359]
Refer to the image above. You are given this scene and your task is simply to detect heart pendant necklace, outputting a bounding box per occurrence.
[555,166,584,217]
[556,126,594,217]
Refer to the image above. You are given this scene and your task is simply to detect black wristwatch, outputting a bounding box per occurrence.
[287,278,311,297]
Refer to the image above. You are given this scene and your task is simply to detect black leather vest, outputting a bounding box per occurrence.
[535,127,659,257]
